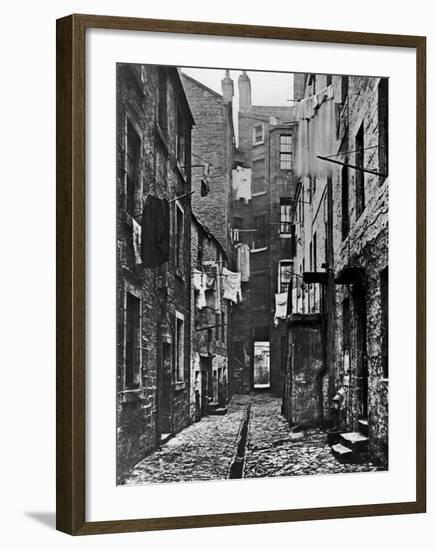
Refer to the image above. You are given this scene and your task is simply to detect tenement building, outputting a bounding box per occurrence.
[181,71,237,401]
[231,71,299,397]
[116,64,194,481]
[283,73,389,466]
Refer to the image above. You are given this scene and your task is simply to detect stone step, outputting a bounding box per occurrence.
[340,431,369,452]
[358,419,369,436]
[331,443,354,461]
[209,407,228,416]
[160,433,172,445]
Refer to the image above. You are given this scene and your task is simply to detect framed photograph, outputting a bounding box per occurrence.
[56,14,426,535]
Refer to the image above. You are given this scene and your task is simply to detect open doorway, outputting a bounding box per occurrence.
[253,341,270,389]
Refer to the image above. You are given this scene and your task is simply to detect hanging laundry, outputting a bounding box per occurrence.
[236,242,250,282]
[295,84,338,178]
[203,262,221,312]
[222,267,242,304]
[192,269,207,310]
[232,166,252,202]
[274,292,288,326]
[141,195,170,268]
[132,218,142,266]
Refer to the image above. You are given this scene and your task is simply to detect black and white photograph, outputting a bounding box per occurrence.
[116,64,389,485]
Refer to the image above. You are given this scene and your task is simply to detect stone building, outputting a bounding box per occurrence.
[231,71,299,397]
[283,72,389,466]
[190,215,230,422]
[181,71,237,397]
[116,63,194,481]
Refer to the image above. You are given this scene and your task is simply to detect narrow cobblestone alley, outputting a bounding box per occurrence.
[122,394,381,485]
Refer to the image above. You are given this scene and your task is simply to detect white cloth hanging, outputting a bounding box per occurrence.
[295,84,338,178]
[236,243,251,282]
[222,267,242,304]
[232,167,252,202]
[192,269,207,310]
[132,218,142,266]
[274,292,288,326]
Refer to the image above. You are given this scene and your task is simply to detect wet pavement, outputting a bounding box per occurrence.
[122,393,382,485]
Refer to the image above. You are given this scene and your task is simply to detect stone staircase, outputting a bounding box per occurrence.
[330,419,369,463]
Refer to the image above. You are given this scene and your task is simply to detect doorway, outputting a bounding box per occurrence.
[253,341,270,389]
[354,284,368,419]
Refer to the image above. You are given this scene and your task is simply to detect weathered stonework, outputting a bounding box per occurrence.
[116,64,194,481]
[284,73,389,466]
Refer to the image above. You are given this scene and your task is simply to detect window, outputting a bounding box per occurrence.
[125,292,141,389]
[253,124,264,145]
[308,74,316,95]
[215,313,221,341]
[234,341,245,365]
[280,135,292,170]
[175,201,184,270]
[341,76,349,103]
[158,67,167,131]
[251,158,266,195]
[380,267,389,377]
[355,123,365,218]
[125,119,141,217]
[279,198,292,234]
[175,312,185,382]
[253,215,266,249]
[342,297,350,352]
[252,272,267,308]
[326,74,332,86]
[378,78,389,182]
[176,110,186,169]
[278,260,292,293]
[221,310,226,343]
[341,165,350,240]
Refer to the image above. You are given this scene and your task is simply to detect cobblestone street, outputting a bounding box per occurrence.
[122,393,381,485]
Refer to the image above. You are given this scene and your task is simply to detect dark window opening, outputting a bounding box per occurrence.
[252,272,268,309]
[125,293,140,389]
[355,123,365,218]
[378,78,389,182]
[158,68,168,132]
[341,76,349,103]
[175,314,184,382]
[126,120,141,217]
[253,215,267,249]
[234,341,245,365]
[380,267,389,377]
[175,203,184,270]
[251,158,266,195]
[176,110,187,172]
[326,74,332,87]
[341,165,350,240]
[342,297,350,352]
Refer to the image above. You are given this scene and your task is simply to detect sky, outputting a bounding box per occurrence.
[181,68,295,142]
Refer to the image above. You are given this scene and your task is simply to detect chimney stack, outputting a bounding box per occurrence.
[221,70,234,104]
[238,71,251,111]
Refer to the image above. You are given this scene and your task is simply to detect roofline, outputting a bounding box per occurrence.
[191,212,228,259]
[180,71,224,100]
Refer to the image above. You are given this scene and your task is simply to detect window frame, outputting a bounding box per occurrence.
[175,200,185,272]
[253,123,265,145]
[278,259,293,294]
[175,310,185,383]
[124,114,142,218]
[279,134,293,170]
[123,286,142,391]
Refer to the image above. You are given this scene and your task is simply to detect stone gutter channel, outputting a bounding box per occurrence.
[228,403,251,479]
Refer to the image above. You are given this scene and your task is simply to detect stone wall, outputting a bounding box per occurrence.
[116,64,194,481]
